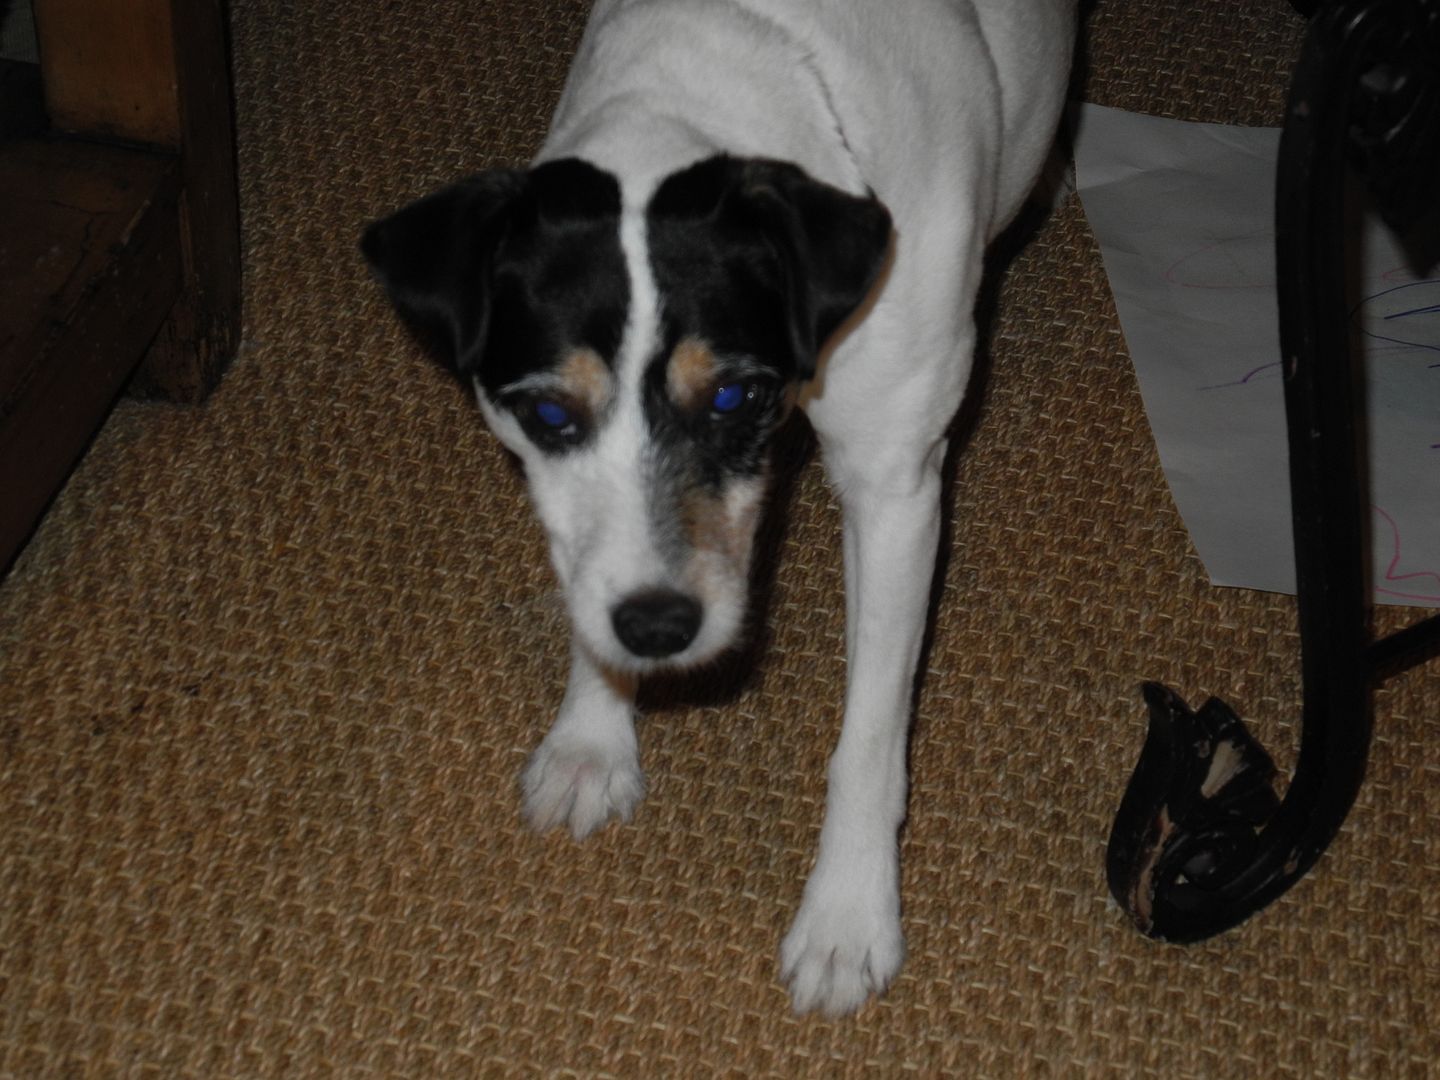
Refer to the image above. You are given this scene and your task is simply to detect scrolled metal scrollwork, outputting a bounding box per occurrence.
[1106,0,1440,943]
[1107,686,1281,939]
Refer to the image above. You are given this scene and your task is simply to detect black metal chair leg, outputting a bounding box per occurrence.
[1106,0,1440,943]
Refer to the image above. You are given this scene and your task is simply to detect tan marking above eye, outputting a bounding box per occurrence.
[666,336,718,411]
[557,348,613,413]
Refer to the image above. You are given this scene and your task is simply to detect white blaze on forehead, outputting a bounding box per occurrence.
[580,200,664,568]
[614,201,662,386]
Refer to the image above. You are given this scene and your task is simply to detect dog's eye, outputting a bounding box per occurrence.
[521,397,586,449]
[535,400,573,429]
[710,383,751,416]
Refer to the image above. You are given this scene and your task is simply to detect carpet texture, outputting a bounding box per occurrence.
[3,1,1437,1076]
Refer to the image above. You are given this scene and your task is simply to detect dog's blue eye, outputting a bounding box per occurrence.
[535,400,572,429]
[711,383,746,414]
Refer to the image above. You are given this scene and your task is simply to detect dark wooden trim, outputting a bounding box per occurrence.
[0,0,241,572]
[131,0,243,403]
[32,0,241,404]
[32,0,182,147]
[0,139,182,569]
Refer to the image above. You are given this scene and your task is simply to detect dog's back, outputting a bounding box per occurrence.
[542,0,1073,229]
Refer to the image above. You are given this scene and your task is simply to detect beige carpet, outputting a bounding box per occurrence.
[3,0,1437,1075]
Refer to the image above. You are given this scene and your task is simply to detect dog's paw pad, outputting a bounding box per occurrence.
[521,740,645,840]
[780,893,904,1017]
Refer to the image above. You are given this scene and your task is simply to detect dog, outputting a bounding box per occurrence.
[362,0,1075,1016]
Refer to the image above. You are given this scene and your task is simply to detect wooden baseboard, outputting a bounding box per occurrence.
[0,138,182,570]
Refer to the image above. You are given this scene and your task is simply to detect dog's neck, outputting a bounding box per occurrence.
[534,0,865,205]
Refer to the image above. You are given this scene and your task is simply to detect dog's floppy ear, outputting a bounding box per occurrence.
[363,160,625,377]
[650,156,892,380]
[360,169,527,374]
[732,160,891,375]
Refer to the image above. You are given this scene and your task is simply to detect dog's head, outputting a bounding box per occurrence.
[362,155,890,673]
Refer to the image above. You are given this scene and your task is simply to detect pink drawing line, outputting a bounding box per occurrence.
[1372,504,1440,603]
[1162,233,1273,290]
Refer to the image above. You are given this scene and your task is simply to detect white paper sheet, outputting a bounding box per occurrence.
[1073,104,1440,608]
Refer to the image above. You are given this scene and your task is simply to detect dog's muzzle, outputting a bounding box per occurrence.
[610,588,702,659]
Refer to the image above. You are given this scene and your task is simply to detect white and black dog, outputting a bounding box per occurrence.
[363,0,1075,1016]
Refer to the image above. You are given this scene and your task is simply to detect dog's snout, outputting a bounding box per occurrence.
[611,589,702,658]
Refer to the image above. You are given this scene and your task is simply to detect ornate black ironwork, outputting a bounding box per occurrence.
[1107,686,1282,939]
[1107,0,1440,942]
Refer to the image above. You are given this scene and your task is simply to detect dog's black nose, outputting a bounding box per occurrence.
[611,589,702,658]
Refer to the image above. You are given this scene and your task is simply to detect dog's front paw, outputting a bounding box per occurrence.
[521,736,645,840]
[779,867,905,1017]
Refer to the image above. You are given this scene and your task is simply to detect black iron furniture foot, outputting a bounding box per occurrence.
[1107,0,1440,942]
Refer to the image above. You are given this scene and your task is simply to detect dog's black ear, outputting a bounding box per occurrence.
[678,159,886,382]
[732,161,891,376]
[650,156,892,379]
[361,169,527,374]
[362,160,625,377]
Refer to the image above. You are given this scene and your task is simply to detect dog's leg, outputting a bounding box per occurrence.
[780,438,945,1016]
[521,640,644,840]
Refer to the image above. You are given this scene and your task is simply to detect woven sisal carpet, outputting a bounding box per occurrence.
[3,0,1437,1075]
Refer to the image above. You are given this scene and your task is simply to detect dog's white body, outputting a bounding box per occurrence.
[476,0,1073,1016]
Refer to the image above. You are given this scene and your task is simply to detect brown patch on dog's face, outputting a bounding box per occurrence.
[557,347,613,414]
[666,337,718,411]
